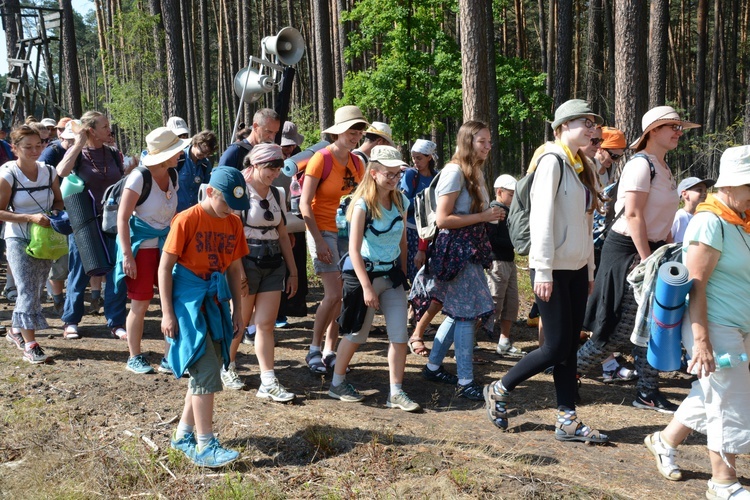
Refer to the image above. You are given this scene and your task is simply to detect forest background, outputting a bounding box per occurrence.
[3,0,750,184]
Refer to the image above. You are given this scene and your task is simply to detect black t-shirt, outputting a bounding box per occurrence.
[487,217,514,262]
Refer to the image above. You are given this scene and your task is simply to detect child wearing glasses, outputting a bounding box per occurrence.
[328,145,420,412]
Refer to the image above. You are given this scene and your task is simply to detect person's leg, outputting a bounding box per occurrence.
[708,451,738,483]
[103,235,127,329]
[644,418,690,481]
[409,300,441,356]
[312,271,342,348]
[254,291,281,372]
[125,299,150,357]
[427,316,456,369]
[61,234,90,326]
[499,262,519,343]
[552,267,588,410]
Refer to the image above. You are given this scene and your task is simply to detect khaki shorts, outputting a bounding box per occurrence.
[48,253,68,281]
[187,335,224,395]
[486,260,519,322]
[242,256,286,295]
[306,230,347,274]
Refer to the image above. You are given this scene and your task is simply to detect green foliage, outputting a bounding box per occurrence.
[289,104,321,149]
[207,473,284,500]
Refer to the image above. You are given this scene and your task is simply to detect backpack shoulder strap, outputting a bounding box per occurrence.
[318,147,334,183]
[349,151,364,175]
[536,153,565,192]
[631,152,656,182]
[106,146,124,176]
[269,185,287,225]
[237,140,253,152]
[134,165,153,206]
[168,167,178,186]
[5,165,17,211]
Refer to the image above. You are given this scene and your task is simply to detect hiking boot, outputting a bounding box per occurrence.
[126,354,155,374]
[422,365,458,385]
[456,381,484,401]
[496,342,526,358]
[484,382,509,430]
[632,390,679,414]
[328,381,365,402]
[256,378,295,402]
[386,390,421,412]
[706,480,750,499]
[23,342,48,364]
[170,430,196,458]
[157,357,172,374]
[191,438,239,468]
[220,363,245,390]
[6,328,24,350]
[644,432,682,481]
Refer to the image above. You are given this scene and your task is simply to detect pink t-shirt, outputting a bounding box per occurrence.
[611,153,679,242]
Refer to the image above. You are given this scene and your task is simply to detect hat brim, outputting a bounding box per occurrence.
[172,127,190,136]
[682,178,716,191]
[368,131,395,147]
[715,174,750,188]
[372,159,407,168]
[141,137,190,166]
[629,119,701,150]
[549,113,604,131]
[60,131,76,140]
[322,118,370,135]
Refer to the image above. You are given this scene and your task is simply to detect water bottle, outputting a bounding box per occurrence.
[289,176,302,214]
[336,208,348,238]
[715,352,748,370]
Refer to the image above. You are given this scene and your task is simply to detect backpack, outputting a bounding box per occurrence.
[414,165,465,241]
[295,147,363,191]
[592,152,656,249]
[507,153,565,256]
[101,165,178,235]
[3,163,55,211]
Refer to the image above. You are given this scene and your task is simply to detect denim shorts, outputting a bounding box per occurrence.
[306,230,347,274]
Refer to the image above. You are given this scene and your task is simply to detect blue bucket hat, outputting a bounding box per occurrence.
[209,166,250,211]
[49,210,73,235]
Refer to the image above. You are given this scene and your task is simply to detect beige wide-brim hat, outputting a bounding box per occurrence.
[630,106,700,151]
[366,121,395,147]
[322,105,369,135]
[142,127,190,166]
[715,145,750,188]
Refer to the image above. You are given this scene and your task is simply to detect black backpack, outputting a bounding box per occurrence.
[101,165,178,234]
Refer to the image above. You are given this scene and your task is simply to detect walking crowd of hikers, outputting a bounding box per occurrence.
[1,102,748,498]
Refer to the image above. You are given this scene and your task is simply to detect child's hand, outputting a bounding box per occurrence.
[363,287,379,309]
[162,312,178,338]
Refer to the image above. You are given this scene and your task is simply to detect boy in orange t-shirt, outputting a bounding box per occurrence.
[159,166,249,468]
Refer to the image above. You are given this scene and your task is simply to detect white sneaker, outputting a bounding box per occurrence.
[220,363,245,390]
[256,378,295,402]
[644,432,682,481]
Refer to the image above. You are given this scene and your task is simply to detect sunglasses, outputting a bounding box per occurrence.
[606,150,623,160]
[590,138,602,146]
[258,199,274,221]
[665,124,684,132]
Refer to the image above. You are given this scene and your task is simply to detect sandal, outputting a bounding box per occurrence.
[554,408,608,443]
[63,324,80,340]
[484,382,509,430]
[110,327,127,340]
[305,350,327,375]
[408,337,429,357]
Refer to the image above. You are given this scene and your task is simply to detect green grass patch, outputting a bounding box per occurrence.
[207,472,284,500]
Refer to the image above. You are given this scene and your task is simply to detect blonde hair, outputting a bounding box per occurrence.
[450,121,490,214]
[346,162,405,222]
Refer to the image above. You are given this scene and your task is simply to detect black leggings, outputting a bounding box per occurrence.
[502,266,589,410]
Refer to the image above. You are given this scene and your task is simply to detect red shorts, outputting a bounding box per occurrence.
[125,248,160,301]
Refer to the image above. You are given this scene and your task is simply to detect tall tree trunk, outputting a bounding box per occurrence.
[695,0,708,128]
[180,0,196,131]
[59,0,82,117]
[586,0,604,116]
[312,0,334,130]
[2,0,20,63]
[150,0,168,121]
[706,0,720,133]
[161,0,188,118]
[537,0,546,73]
[93,0,110,104]
[545,0,555,140]
[200,0,211,129]
[458,0,490,123]
[486,0,501,175]
[554,0,573,109]
[336,0,348,94]
[603,0,615,123]
[614,0,648,144]
[744,69,750,143]
[648,0,669,108]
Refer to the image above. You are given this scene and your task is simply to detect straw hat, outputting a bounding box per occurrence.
[322,105,369,135]
[366,121,395,147]
[630,106,700,150]
[142,127,190,166]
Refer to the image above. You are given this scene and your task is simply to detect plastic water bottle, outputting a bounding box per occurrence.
[336,208,348,238]
[715,352,748,370]
[289,176,302,214]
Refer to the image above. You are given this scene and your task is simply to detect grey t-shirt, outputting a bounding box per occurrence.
[435,163,488,214]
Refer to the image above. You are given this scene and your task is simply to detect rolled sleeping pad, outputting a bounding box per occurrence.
[65,190,113,276]
[60,172,85,198]
[647,262,693,372]
[282,140,331,177]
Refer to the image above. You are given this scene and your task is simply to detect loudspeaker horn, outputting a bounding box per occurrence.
[262,27,305,66]
[233,66,274,102]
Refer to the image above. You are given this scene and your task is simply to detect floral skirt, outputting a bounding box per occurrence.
[7,237,52,331]
[435,262,493,321]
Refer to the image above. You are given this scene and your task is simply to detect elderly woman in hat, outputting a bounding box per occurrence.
[579,106,700,413]
[300,105,367,374]
[114,127,187,374]
[644,145,750,499]
[485,100,607,442]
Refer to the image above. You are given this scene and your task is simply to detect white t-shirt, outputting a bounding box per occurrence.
[435,163,489,215]
[671,208,692,243]
[243,183,287,240]
[611,153,679,242]
[0,161,57,239]
[124,168,178,248]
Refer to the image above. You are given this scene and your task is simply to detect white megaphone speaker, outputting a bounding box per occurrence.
[233,66,274,102]
[262,27,305,66]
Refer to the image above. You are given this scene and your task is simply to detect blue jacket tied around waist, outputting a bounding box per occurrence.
[113,215,171,294]
[166,263,234,378]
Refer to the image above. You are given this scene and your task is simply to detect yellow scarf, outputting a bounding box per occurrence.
[555,140,584,174]
[696,195,750,234]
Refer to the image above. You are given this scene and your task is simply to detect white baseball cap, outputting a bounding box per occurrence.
[493,174,517,190]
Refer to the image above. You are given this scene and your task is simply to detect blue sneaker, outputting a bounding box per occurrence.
[158,357,172,374]
[126,354,155,374]
[275,316,289,328]
[191,438,239,468]
[170,430,196,458]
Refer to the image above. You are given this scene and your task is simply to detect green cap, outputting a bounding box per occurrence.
[550,99,603,130]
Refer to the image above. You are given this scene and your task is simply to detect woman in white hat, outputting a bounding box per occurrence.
[580,105,699,413]
[114,127,186,374]
[644,145,750,498]
[300,105,367,374]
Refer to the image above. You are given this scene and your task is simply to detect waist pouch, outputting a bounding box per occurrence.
[247,238,283,269]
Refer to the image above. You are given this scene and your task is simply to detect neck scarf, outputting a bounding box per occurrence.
[555,140,584,174]
[695,195,750,234]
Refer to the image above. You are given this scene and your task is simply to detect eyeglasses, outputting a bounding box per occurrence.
[378,170,403,181]
[576,118,596,129]
[606,150,623,160]
[258,199,274,221]
[590,138,602,146]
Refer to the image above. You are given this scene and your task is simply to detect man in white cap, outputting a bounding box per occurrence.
[486,174,525,358]
[352,121,396,166]
[166,116,190,139]
[40,118,58,140]
[671,176,715,242]
[219,108,281,169]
